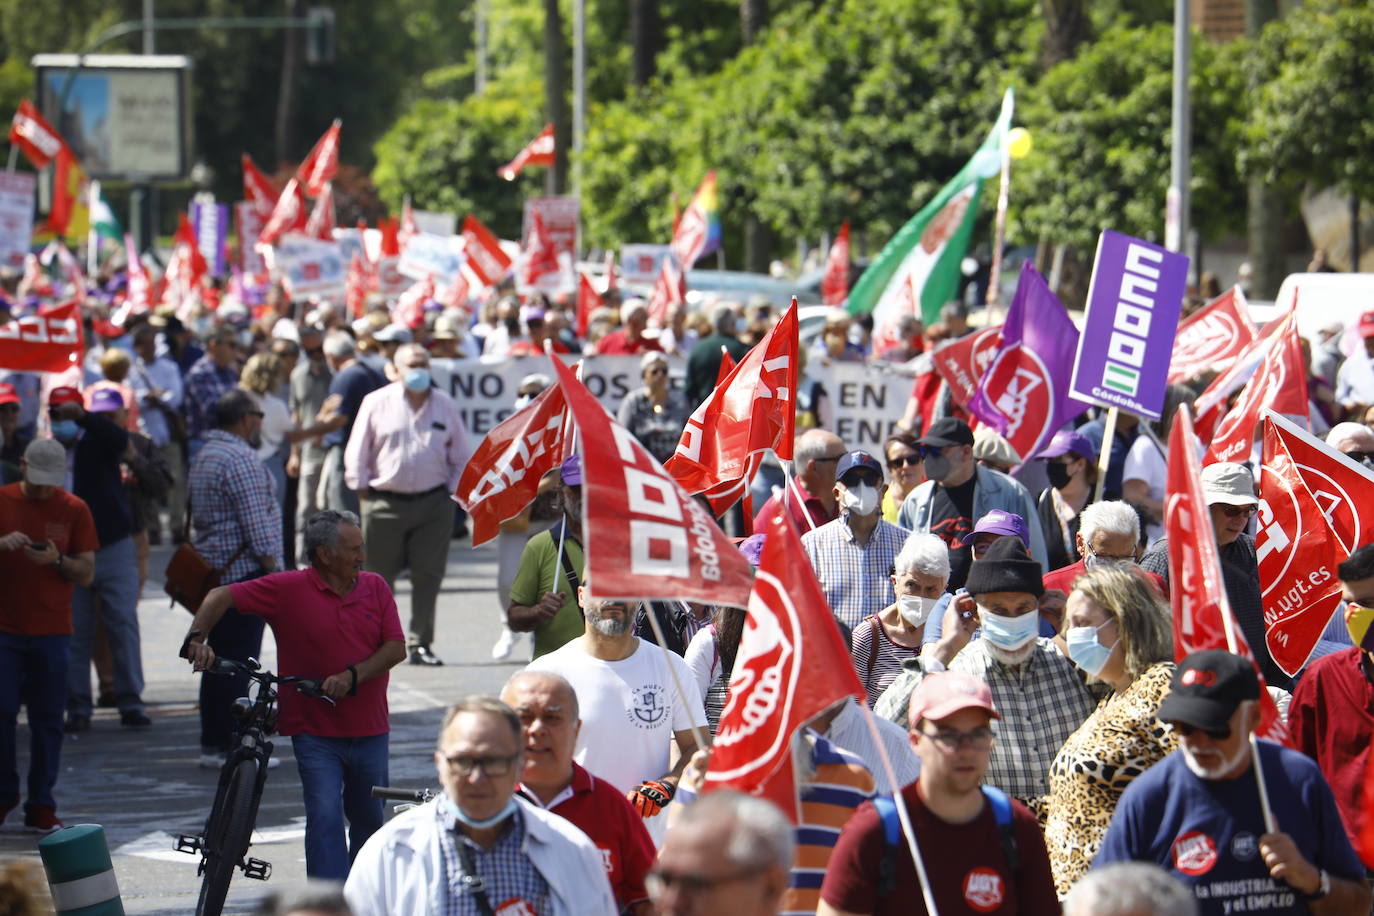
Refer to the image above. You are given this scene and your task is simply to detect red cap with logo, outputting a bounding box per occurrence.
[48,386,84,407]
[1359,310,1374,339]
[1156,649,1259,731]
[0,382,19,407]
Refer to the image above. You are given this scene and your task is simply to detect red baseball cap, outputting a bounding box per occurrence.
[0,382,18,407]
[1359,310,1374,339]
[907,670,1001,729]
[48,386,84,406]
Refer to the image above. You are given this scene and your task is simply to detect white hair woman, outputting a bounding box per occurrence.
[849,532,950,706]
[616,350,691,464]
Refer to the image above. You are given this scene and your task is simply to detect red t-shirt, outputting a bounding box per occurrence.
[230,568,404,738]
[1042,558,1168,598]
[1289,647,1374,866]
[820,783,1059,916]
[521,763,655,909]
[0,483,99,636]
[595,329,662,355]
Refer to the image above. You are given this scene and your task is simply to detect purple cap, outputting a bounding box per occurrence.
[836,450,883,483]
[88,387,126,413]
[960,509,1030,548]
[737,533,766,568]
[1038,428,1097,463]
[560,454,582,486]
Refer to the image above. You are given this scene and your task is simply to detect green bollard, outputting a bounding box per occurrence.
[37,824,124,915]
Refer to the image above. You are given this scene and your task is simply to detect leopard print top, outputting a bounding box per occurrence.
[1044,660,1178,897]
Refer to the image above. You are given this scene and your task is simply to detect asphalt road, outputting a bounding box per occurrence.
[0,536,524,913]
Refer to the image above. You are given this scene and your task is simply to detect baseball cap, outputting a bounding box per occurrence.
[836,451,883,484]
[1156,649,1259,731]
[0,382,19,407]
[918,417,974,449]
[560,454,583,486]
[1359,310,1374,339]
[737,533,766,568]
[88,388,125,413]
[1200,462,1258,507]
[48,386,83,407]
[22,438,66,487]
[1038,428,1097,463]
[520,305,547,326]
[960,509,1030,548]
[373,323,412,344]
[907,670,1001,730]
[432,313,464,340]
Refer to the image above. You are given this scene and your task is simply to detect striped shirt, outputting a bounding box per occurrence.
[850,615,924,707]
[801,518,910,629]
[825,699,921,795]
[188,430,282,583]
[435,803,551,916]
[183,355,239,441]
[783,734,876,916]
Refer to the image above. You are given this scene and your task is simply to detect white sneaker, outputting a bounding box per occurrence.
[491,628,517,660]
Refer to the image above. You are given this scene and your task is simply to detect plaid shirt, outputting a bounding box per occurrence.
[801,518,910,629]
[435,802,551,915]
[949,638,1095,810]
[183,355,239,441]
[189,430,282,583]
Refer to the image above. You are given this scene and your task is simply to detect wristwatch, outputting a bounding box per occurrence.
[49,553,62,570]
[1302,868,1330,901]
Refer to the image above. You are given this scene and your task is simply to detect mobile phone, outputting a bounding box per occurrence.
[29,541,49,551]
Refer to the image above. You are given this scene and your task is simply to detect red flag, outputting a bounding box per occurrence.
[576,273,602,338]
[298,119,341,196]
[241,153,279,220]
[546,353,755,609]
[346,254,368,319]
[258,177,308,245]
[822,222,851,306]
[1168,287,1257,384]
[168,211,207,289]
[0,300,83,373]
[498,124,555,181]
[399,198,418,250]
[1265,410,1374,553]
[444,270,471,313]
[1257,412,1348,676]
[393,276,434,330]
[646,256,685,327]
[462,215,513,287]
[9,100,64,170]
[41,146,87,238]
[1192,316,1286,443]
[1205,310,1307,465]
[1165,405,1290,745]
[666,300,798,504]
[520,210,560,287]
[379,217,401,258]
[454,384,568,546]
[111,234,153,327]
[304,182,336,240]
[703,507,865,820]
[931,325,1002,408]
[714,348,737,388]
[669,171,720,270]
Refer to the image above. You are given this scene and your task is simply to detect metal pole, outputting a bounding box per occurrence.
[1351,194,1361,271]
[1167,0,1191,253]
[143,0,155,53]
[572,0,585,196]
[475,0,488,95]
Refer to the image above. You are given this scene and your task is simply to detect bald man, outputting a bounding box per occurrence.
[502,671,655,913]
[1325,422,1374,469]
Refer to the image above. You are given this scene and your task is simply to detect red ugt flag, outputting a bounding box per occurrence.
[666,299,799,501]
[576,273,602,338]
[0,300,83,373]
[462,215,513,287]
[9,100,64,170]
[546,354,754,610]
[1168,287,1257,385]
[1205,309,1307,465]
[454,384,568,546]
[822,222,851,306]
[932,325,1002,409]
[498,124,555,181]
[703,507,866,821]
[520,210,560,287]
[1165,405,1290,745]
[645,256,685,328]
[298,119,341,197]
[258,178,308,245]
[1264,409,1374,554]
[241,153,280,221]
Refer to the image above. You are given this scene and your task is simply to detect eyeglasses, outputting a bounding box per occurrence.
[645,868,757,898]
[441,754,519,777]
[1084,550,1136,569]
[916,445,944,459]
[915,726,994,751]
[1168,721,1231,741]
[814,454,843,464]
[888,454,921,469]
[1214,504,1258,519]
[1345,450,1374,464]
[248,410,265,419]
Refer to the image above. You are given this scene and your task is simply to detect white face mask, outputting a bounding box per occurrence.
[840,482,881,517]
[897,594,939,628]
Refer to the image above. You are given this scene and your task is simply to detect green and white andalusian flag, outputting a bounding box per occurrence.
[847,89,1013,336]
[88,181,122,242]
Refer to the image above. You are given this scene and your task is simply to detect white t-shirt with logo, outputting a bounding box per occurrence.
[525,638,707,794]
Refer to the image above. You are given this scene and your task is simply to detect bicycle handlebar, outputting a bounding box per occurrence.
[205,658,337,706]
[371,785,438,803]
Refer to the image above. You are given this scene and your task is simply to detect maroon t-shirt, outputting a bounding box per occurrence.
[1289,646,1374,865]
[820,783,1059,916]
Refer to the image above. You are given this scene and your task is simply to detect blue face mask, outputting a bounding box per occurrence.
[979,609,1040,651]
[1066,620,1117,677]
[441,794,517,830]
[50,419,79,443]
[403,367,431,392]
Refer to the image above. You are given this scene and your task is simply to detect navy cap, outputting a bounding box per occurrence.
[836,451,883,483]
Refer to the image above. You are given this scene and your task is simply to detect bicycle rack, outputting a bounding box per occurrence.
[242,858,271,880]
[175,834,203,856]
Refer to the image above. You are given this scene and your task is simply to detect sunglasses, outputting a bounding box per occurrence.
[1345,450,1374,464]
[916,445,944,459]
[1215,504,1257,519]
[1169,721,1231,741]
[888,454,921,469]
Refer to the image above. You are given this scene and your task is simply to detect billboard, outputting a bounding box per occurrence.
[32,54,193,181]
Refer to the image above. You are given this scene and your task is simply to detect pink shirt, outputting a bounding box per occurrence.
[230,569,404,738]
[343,382,469,494]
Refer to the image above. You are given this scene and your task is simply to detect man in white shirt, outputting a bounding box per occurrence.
[130,324,185,541]
[1335,310,1374,417]
[524,577,708,843]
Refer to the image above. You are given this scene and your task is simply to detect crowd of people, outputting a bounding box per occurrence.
[2,254,1374,916]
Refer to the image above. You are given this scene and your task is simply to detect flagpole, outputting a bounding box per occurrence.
[638,602,711,755]
[1093,406,1118,504]
[781,460,818,533]
[984,139,1012,320]
[6,147,16,172]
[856,702,942,916]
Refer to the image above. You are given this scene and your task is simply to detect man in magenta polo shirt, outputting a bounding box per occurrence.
[183,509,408,880]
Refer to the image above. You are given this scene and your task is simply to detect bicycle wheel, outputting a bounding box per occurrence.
[196,758,259,916]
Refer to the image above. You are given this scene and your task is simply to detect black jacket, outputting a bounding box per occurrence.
[72,412,132,547]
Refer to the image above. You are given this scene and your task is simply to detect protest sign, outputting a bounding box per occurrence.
[273,234,346,299]
[398,231,465,283]
[1070,230,1188,420]
[0,300,82,372]
[235,202,266,275]
[191,200,229,277]
[0,172,36,271]
[620,244,673,285]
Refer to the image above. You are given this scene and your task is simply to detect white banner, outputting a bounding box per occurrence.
[0,172,36,271]
[273,234,346,299]
[398,231,465,282]
[430,355,913,455]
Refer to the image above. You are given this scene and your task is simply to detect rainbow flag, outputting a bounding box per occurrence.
[671,170,722,269]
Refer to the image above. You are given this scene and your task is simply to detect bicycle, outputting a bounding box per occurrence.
[174,655,334,916]
[371,784,439,815]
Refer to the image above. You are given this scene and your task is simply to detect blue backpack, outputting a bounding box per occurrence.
[872,785,1019,898]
